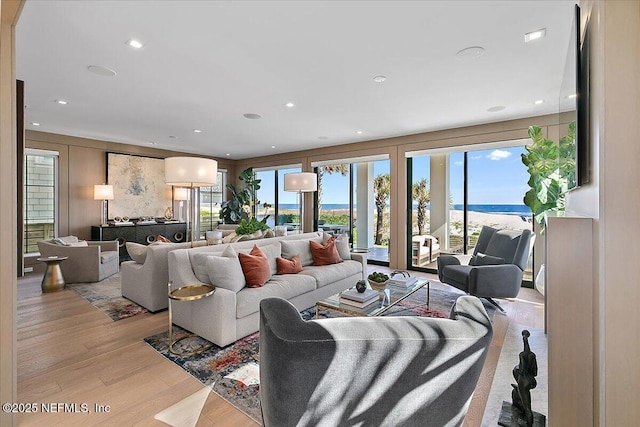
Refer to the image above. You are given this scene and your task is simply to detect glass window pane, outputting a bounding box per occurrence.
[277,168,301,227]
[255,170,275,228]
[24,153,57,254]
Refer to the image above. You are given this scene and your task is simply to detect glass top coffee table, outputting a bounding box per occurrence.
[315,278,430,318]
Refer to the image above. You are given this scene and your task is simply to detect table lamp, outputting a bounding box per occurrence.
[284,172,317,233]
[94,184,114,226]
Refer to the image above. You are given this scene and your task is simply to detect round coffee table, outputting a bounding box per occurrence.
[37,256,68,293]
[167,283,216,356]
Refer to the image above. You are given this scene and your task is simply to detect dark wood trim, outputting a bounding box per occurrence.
[17,79,24,276]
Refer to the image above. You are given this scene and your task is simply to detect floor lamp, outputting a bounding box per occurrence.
[93,184,114,226]
[284,172,317,233]
[164,157,218,243]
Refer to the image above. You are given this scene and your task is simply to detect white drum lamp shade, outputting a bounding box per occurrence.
[164,157,218,187]
[284,172,317,232]
[284,172,318,193]
[164,157,218,242]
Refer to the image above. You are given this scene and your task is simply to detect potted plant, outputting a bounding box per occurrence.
[521,123,576,233]
[367,271,389,292]
[220,167,262,224]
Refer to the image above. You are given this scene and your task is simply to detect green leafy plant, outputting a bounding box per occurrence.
[235,217,270,235]
[521,123,576,232]
[220,168,262,224]
[367,271,389,283]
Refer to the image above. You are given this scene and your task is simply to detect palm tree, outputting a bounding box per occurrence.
[373,173,390,245]
[317,164,349,213]
[412,178,430,235]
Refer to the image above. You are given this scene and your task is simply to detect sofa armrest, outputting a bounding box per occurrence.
[87,240,118,252]
[348,252,367,280]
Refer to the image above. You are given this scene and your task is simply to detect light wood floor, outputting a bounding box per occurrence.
[16,268,544,426]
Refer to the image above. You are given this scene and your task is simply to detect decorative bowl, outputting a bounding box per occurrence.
[368,278,388,292]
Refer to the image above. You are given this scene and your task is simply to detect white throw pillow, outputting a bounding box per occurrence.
[323,232,351,260]
[206,245,245,292]
[67,240,89,247]
[126,242,148,264]
[281,238,321,267]
[257,242,282,275]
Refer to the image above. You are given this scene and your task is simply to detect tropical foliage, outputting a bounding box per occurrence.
[412,178,430,235]
[521,123,576,232]
[374,173,390,245]
[220,168,262,224]
[235,217,270,235]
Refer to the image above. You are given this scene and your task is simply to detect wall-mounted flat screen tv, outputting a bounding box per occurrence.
[560,4,590,191]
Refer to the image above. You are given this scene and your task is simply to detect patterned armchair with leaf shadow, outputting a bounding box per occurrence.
[437,226,533,313]
[259,295,492,427]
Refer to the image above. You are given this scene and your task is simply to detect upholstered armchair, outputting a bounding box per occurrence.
[259,296,493,427]
[37,239,119,283]
[437,226,533,312]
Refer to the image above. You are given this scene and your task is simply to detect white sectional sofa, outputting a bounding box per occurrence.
[168,232,366,347]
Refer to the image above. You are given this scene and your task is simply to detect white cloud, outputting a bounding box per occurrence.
[471,155,483,160]
[454,160,463,166]
[487,149,512,161]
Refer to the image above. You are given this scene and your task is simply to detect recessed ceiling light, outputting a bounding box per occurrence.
[87,65,117,77]
[271,145,276,149]
[524,28,547,43]
[54,99,67,105]
[567,94,577,99]
[31,122,40,126]
[487,105,506,112]
[456,46,485,60]
[193,129,202,133]
[243,113,262,119]
[534,99,544,105]
[373,75,386,83]
[225,153,230,156]
[126,39,144,49]
[318,136,328,140]
[284,102,295,108]
[355,130,363,135]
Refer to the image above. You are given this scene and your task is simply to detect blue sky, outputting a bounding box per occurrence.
[254,145,528,206]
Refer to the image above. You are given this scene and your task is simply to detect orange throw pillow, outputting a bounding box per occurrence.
[310,236,342,266]
[276,255,303,274]
[156,234,171,243]
[238,245,271,288]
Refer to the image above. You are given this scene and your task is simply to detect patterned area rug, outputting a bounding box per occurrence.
[67,273,148,321]
[144,285,495,424]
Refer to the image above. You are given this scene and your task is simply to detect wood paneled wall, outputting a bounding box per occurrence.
[25,131,234,241]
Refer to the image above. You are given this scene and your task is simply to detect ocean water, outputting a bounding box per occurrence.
[279,203,531,216]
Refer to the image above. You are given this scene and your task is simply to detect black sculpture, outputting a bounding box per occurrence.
[511,330,538,426]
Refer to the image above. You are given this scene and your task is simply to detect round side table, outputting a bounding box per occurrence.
[37,256,68,293]
[167,283,216,356]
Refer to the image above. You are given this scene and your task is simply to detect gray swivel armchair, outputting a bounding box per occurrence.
[437,226,532,313]
[37,239,119,283]
[259,296,493,427]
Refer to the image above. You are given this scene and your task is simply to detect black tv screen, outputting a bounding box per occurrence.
[560,4,589,190]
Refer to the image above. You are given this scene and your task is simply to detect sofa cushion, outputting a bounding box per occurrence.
[126,242,148,264]
[193,249,225,283]
[100,251,119,264]
[323,232,351,260]
[52,235,79,245]
[281,237,321,267]
[236,274,316,318]
[238,245,271,288]
[258,242,282,276]
[301,260,362,288]
[441,265,472,289]
[206,246,245,293]
[276,255,303,274]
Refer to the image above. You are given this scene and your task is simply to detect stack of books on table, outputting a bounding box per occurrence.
[388,275,418,288]
[339,288,379,308]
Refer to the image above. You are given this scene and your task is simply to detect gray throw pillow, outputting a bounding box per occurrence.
[281,238,321,267]
[126,242,148,264]
[323,232,351,260]
[206,245,246,292]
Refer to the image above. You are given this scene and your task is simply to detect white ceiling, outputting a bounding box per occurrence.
[16,0,577,160]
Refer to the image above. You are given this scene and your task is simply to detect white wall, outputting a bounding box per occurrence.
[568,1,640,425]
